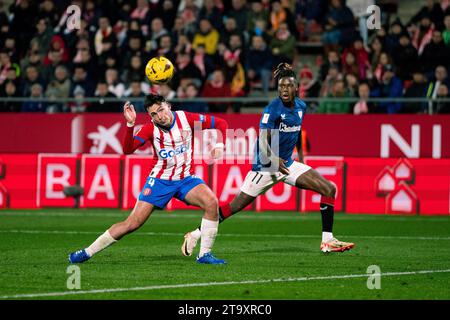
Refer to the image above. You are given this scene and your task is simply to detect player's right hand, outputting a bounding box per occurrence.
[277,157,290,175]
[210,143,224,160]
[123,101,136,125]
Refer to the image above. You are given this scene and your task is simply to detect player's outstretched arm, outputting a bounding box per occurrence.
[209,116,228,159]
[123,101,136,125]
[184,112,228,160]
[123,101,137,154]
[122,101,152,154]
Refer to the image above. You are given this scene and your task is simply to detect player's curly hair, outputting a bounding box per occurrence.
[273,62,297,83]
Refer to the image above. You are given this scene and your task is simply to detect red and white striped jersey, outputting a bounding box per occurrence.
[123,110,227,181]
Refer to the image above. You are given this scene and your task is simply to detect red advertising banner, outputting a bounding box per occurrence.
[212,160,253,210]
[79,155,122,208]
[0,156,9,208]
[37,154,79,207]
[121,155,210,210]
[345,158,450,215]
[1,153,449,215]
[122,155,156,210]
[0,154,38,209]
[256,181,298,212]
[302,115,450,158]
[0,114,79,153]
[301,157,345,212]
[1,114,449,158]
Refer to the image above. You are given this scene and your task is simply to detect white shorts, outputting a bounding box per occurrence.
[240,161,312,197]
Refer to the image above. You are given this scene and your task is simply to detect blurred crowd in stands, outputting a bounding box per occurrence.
[0,0,449,114]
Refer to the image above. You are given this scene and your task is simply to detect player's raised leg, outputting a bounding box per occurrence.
[68,201,154,263]
[294,168,354,253]
[182,183,227,264]
[182,172,265,257]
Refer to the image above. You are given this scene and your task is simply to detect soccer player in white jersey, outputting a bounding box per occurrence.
[69,94,228,264]
[182,63,354,256]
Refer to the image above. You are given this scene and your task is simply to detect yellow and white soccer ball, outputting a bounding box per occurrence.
[145,56,174,84]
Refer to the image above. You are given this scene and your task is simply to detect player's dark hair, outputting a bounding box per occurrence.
[274,62,297,84]
[144,94,166,110]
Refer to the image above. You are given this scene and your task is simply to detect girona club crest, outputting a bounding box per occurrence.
[143,188,152,196]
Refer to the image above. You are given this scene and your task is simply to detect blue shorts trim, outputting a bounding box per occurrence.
[138,176,205,209]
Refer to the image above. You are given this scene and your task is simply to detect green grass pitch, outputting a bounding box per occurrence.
[0,209,450,300]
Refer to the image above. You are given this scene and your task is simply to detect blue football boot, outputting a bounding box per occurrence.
[196,252,226,264]
[68,249,91,263]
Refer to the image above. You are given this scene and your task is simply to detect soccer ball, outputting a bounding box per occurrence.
[145,56,174,84]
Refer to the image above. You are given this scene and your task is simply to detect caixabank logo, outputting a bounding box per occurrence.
[375,158,418,214]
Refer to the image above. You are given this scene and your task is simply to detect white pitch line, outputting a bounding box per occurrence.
[2,229,450,241]
[1,211,450,222]
[1,229,450,241]
[1,269,450,299]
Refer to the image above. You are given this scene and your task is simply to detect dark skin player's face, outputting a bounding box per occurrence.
[278,77,298,105]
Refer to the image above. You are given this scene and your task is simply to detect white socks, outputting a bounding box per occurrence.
[85,230,117,257]
[322,232,334,243]
[198,218,218,257]
[191,228,201,240]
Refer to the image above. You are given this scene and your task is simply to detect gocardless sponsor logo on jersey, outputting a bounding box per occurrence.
[158,144,189,159]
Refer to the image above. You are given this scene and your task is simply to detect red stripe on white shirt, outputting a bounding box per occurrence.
[146,111,223,181]
[167,128,176,181]
[155,127,167,179]
[175,113,188,179]
[177,111,193,178]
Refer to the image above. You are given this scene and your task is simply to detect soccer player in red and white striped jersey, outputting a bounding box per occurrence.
[69,94,228,264]
[123,99,224,181]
